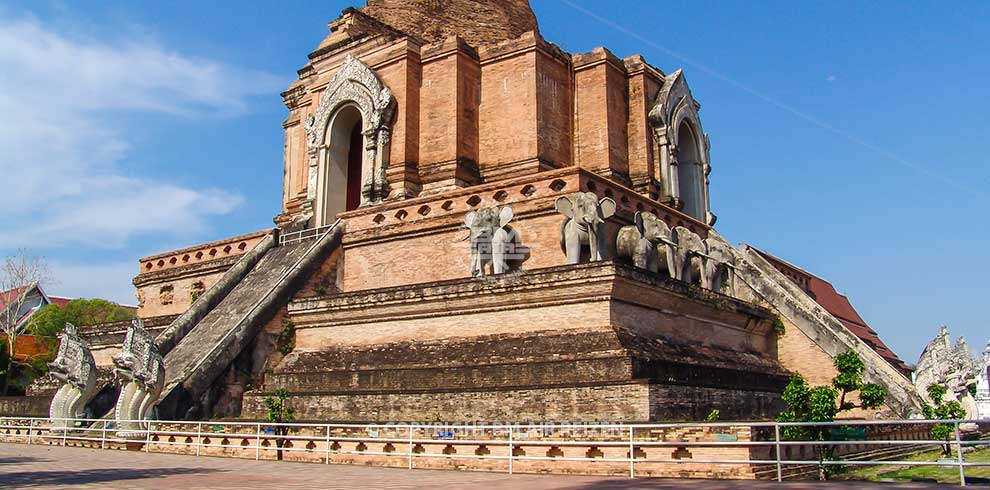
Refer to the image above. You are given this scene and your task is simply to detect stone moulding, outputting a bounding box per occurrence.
[337,166,709,249]
[289,260,772,333]
[303,53,396,220]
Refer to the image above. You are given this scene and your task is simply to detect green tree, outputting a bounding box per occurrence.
[25,299,134,337]
[922,384,967,457]
[776,350,888,480]
[1,252,52,396]
[264,388,295,461]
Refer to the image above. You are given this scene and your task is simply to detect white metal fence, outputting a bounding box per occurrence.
[1,417,988,485]
[278,222,338,246]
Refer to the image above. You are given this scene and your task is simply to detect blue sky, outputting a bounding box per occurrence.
[1,1,987,362]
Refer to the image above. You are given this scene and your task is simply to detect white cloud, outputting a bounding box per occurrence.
[0,15,283,249]
[48,260,139,306]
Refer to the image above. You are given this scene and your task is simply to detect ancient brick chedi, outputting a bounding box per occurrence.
[24,0,925,422]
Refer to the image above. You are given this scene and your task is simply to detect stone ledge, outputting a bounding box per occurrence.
[290,260,770,330]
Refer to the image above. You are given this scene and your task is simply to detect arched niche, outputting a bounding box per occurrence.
[317,104,364,222]
[303,54,395,227]
[674,120,705,221]
[648,70,714,225]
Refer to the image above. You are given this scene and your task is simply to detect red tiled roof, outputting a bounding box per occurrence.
[1,285,75,329]
[751,247,913,376]
[47,296,73,307]
[0,285,30,310]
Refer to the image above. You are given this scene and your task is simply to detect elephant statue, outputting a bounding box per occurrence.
[703,236,735,292]
[48,323,98,429]
[113,318,165,439]
[555,192,617,264]
[615,211,675,275]
[673,226,705,285]
[463,205,523,276]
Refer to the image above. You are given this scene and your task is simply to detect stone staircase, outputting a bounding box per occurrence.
[152,222,344,419]
[706,231,925,418]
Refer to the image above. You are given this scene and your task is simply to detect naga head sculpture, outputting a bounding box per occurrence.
[49,323,93,389]
[113,318,159,387]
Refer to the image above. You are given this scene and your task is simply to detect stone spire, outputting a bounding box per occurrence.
[361,0,539,49]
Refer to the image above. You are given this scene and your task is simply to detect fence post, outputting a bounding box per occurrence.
[956,421,966,487]
[101,420,107,450]
[407,425,413,470]
[775,424,783,482]
[61,421,67,447]
[145,424,152,453]
[255,423,261,461]
[628,426,635,479]
[508,426,514,475]
[27,419,34,445]
[196,422,202,457]
[325,424,331,465]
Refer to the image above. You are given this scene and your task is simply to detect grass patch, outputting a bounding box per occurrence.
[838,446,989,484]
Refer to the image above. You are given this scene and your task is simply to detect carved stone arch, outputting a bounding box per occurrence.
[301,54,396,225]
[648,70,714,225]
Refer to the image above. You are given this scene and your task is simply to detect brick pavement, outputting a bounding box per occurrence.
[0,443,942,489]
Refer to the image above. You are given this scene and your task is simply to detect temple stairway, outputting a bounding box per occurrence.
[706,232,924,418]
[151,222,344,419]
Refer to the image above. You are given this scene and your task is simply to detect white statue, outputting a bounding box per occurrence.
[113,318,165,439]
[48,323,98,429]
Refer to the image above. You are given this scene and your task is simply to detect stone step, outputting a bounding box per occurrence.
[154,223,344,418]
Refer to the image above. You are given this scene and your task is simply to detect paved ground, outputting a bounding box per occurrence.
[0,443,947,489]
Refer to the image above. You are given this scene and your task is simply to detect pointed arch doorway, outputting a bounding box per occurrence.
[318,104,364,223]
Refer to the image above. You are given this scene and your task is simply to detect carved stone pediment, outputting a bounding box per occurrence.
[648,70,713,225]
[301,54,396,220]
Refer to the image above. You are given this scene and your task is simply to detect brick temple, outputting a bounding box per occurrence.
[22,0,923,423]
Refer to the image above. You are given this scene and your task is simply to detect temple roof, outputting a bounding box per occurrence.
[360,0,539,48]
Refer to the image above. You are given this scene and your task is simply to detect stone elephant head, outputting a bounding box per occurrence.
[672,226,705,285]
[703,236,735,293]
[555,192,617,264]
[463,206,520,276]
[615,212,675,274]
